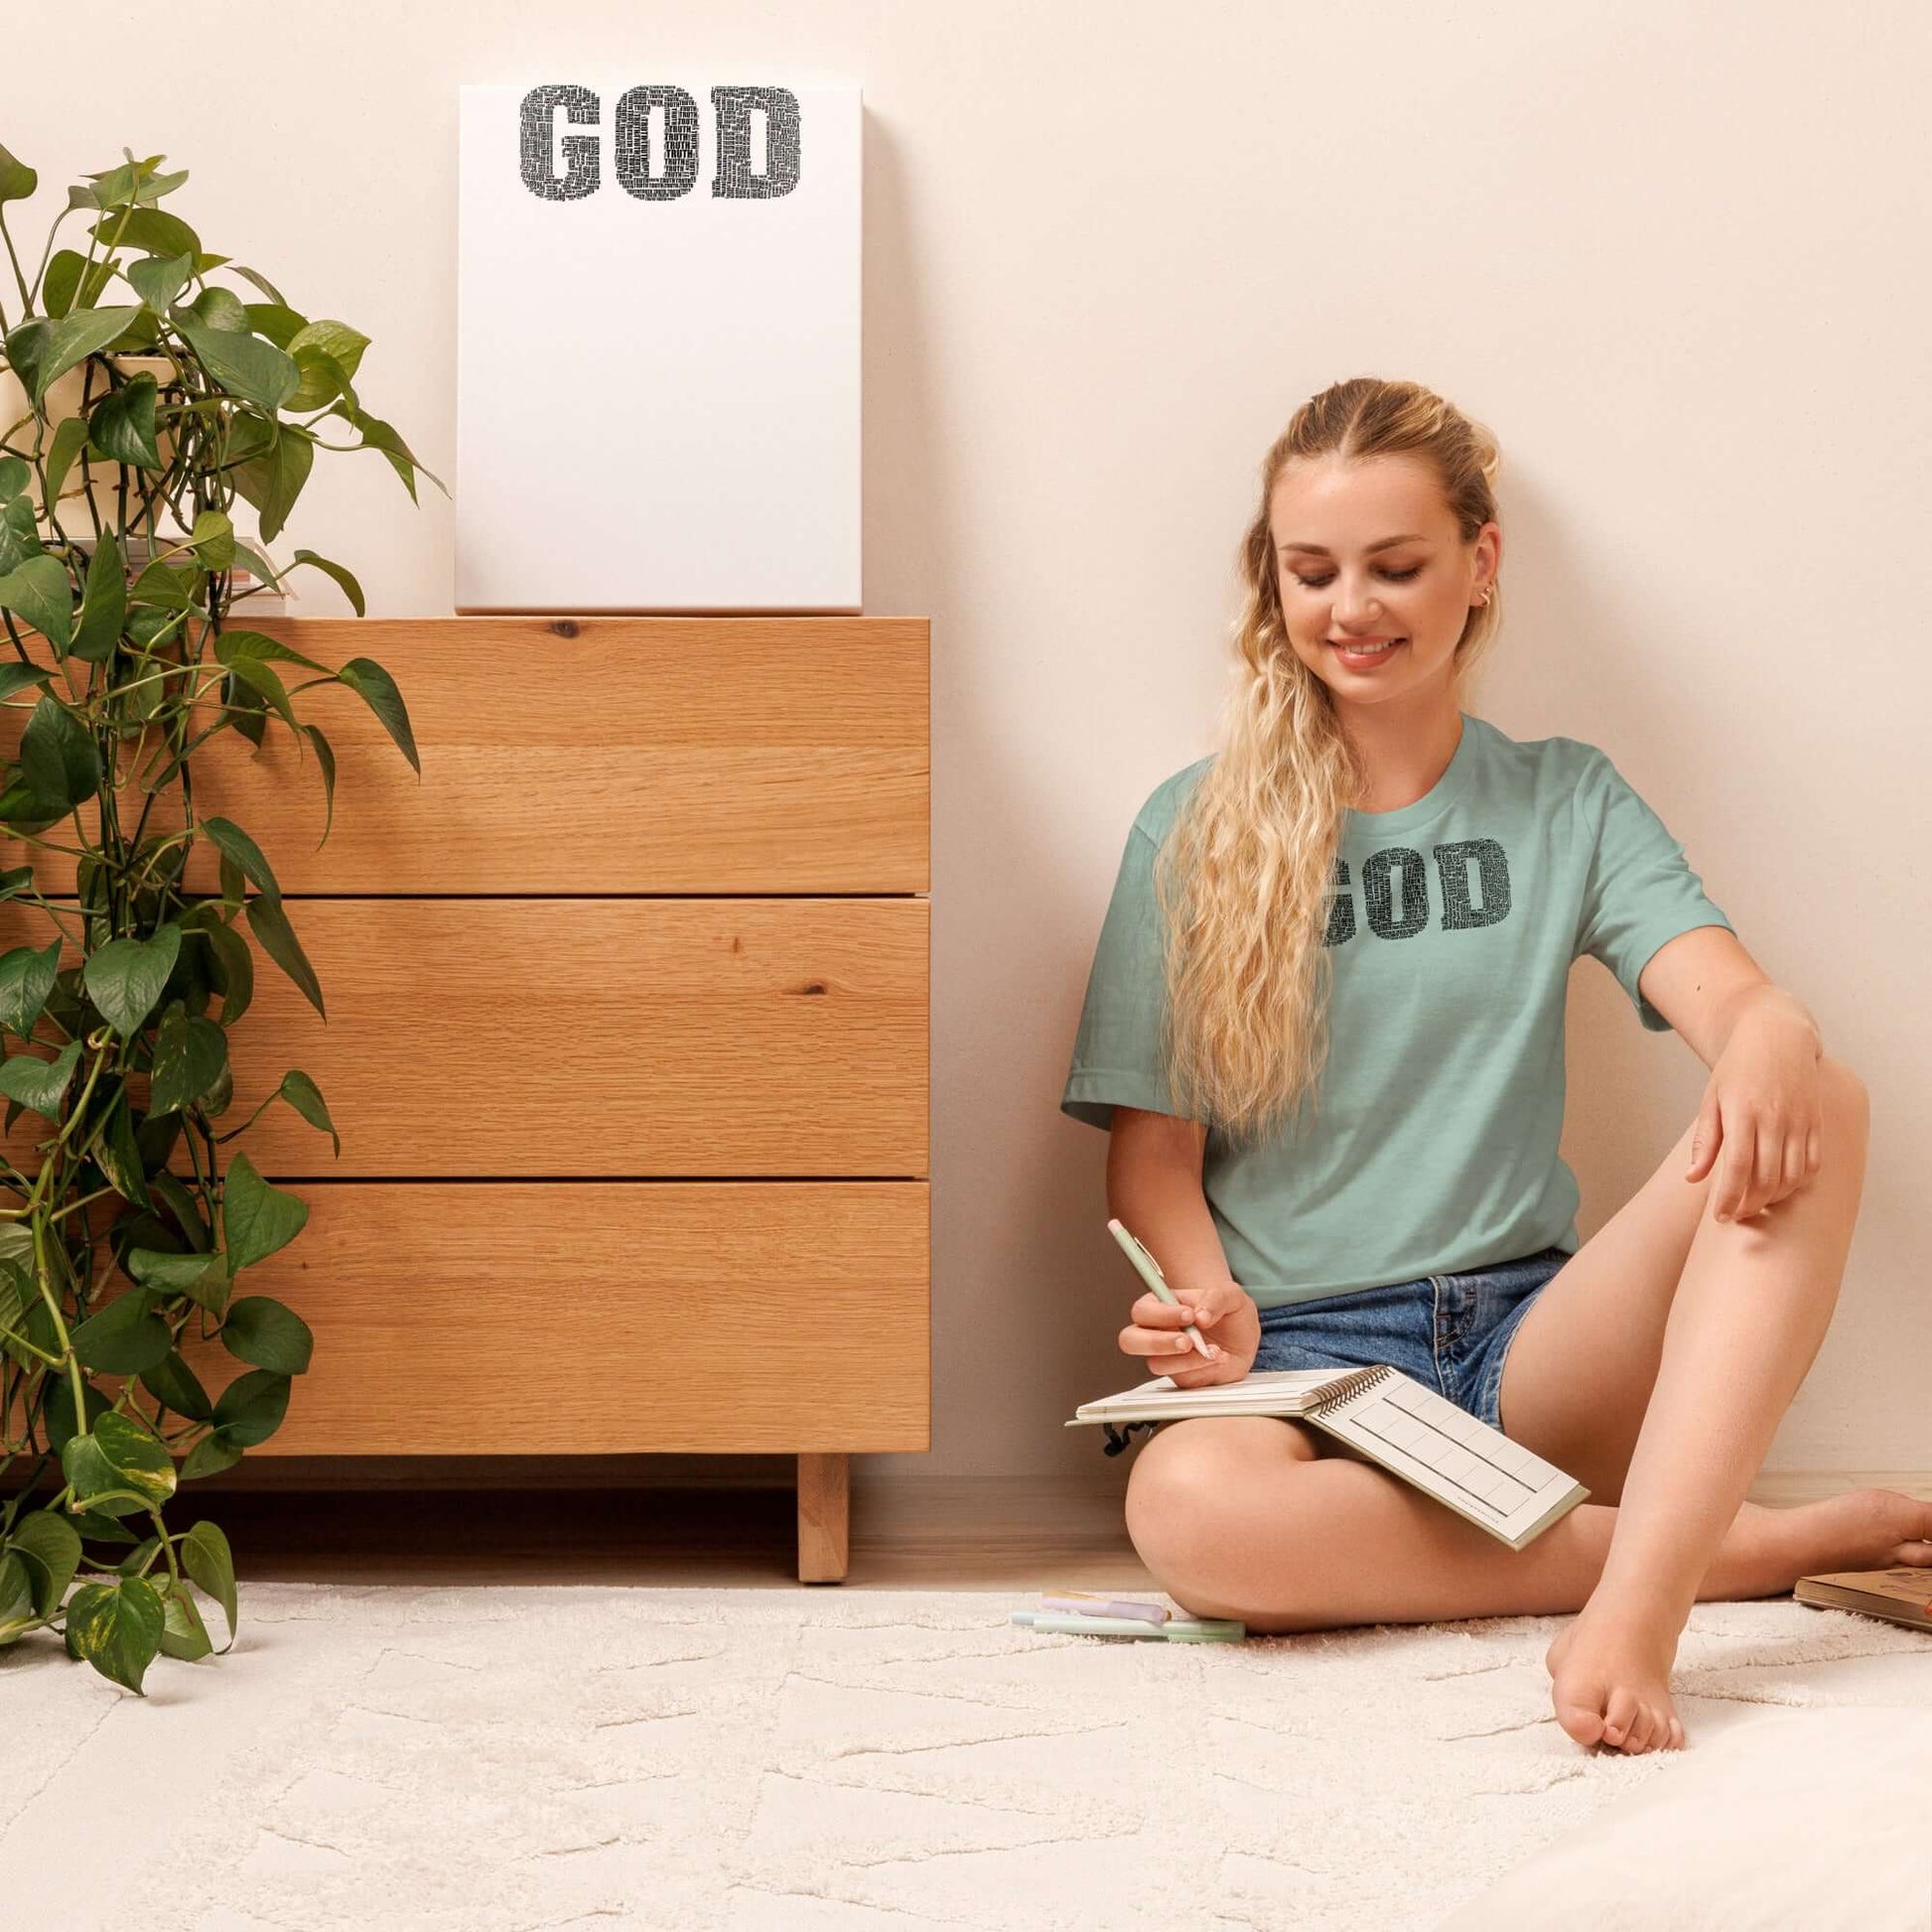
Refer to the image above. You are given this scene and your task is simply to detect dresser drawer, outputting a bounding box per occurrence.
[168,1179,930,1454]
[0,897,929,1178]
[4,616,929,896]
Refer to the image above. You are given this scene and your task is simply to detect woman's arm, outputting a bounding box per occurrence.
[1107,1106,1262,1367]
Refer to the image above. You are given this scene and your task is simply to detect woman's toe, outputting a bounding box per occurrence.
[1601,1687,1638,1748]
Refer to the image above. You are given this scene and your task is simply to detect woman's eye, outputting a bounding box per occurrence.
[1291,565,1423,590]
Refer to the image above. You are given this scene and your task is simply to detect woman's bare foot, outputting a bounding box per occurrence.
[1780,1486,1932,1577]
[1545,1596,1684,1754]
[1543,1489,1932,1757]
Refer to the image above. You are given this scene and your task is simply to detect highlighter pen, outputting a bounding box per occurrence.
[1107,1216,1213,1359]
[1011,1609,1245,1642]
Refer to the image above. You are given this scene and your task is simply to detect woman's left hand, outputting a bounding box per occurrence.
[1685,1011,1824,1222]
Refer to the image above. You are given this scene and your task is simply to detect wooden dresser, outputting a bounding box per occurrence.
[4,616,930,1583]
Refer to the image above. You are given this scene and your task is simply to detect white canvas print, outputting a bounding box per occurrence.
[456,79,862,613]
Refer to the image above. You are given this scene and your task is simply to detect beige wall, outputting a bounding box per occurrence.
[10,0,1924,1502]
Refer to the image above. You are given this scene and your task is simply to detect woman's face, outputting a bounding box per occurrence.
[1268,453,1499,708]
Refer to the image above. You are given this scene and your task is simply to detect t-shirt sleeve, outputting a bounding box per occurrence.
[1574,749,1734,1033]
[1059,818,1193,1130]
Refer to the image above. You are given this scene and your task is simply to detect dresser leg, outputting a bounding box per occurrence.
[796,1452,850,1582]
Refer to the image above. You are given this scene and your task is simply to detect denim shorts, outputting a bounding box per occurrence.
[1249,1245,1573,1433]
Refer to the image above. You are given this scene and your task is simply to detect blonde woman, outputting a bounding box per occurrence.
[1059,375,1929,1756]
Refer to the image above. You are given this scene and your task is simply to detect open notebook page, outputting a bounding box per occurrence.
[1315,1371,1587,1547]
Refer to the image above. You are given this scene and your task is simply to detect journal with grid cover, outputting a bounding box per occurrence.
[1067,1364,1588,1551]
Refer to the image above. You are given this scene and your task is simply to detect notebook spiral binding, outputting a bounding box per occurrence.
[1097,1361,1397,1455]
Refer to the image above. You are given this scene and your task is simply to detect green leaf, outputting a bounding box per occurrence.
[41,249,114,321]
[0,492,39,577]
[0,455,27,497]
[210,1367,289,1449]
[19,306,144,405]
[128,1245,228,1316]
[230,263,289,304]
[95,1083,155,1210]
[125,251,194,311]
[216,626,332,675]
[284,345,351,414]
[129,557,193,609]
[302,723,337,848]
[82,922,181,1036]
[336,657,419,773]
[214,647,297,734]
[278,1069,340,1156]
[221,1295,314,1375]
[147,1170,212,1253]
[179,1429,244,1481]
[20,692,96,810]
[70,1508,138,1545]
[221,1151,309,1272]
[287,318,369,381]
[290,549,365,619]
[88,373,160,468]
[69,532,128,664]
[203,917,254,1028]
[88,205,202,260]
[8,1509,81,1619]
[61,1412,177,1514]
[0,556,76,653]
[188,284,250,332]
[148,1001,228,1116]
[0,143,37,205]
[0,937,64,1035]
[69,1287,171,1374]
[0,1037,81,1117]
[228,421,313,543]
[231,541,287,591]
[64,1575,165,1693]
[43,1374,110,1453]
[156,1576,212,1661]
[42,414,91,513]
[172,313,298,412]
[245,894,325,1018]
[181,1519,237,1645]
[201,816,285,903]
[139,1348,213,1424]
[347,407,444,499]
[188,508,235,571]
[241,300,305,346]
[0,1550,37,1642]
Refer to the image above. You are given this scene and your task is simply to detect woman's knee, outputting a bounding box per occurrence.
[1122,1416,1317,1565]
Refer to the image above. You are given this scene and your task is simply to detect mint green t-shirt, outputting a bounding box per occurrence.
[1059,712,1733,1309]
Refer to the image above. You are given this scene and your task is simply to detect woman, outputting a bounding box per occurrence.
[1059,375,1929,1756]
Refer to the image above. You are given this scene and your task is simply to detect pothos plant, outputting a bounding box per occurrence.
[0,145,441,1693]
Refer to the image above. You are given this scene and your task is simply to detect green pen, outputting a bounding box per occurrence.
[1108,1216,1214,1360]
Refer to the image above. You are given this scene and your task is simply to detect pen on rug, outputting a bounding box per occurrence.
[1107,1215,1214,1359]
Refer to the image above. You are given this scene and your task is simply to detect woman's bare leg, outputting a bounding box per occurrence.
[1124,1416,1931,1639]
[1536,1057,1873,1752]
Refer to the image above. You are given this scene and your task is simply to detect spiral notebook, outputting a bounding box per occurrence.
[1067,1364,1588,1551]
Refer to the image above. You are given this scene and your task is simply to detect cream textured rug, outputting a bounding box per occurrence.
[4,1583,1930,1931]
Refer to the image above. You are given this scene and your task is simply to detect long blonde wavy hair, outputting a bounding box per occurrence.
[1151,376,1504,1150]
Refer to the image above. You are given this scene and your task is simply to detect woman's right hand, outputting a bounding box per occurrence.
[1118,1280,1260,1389]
